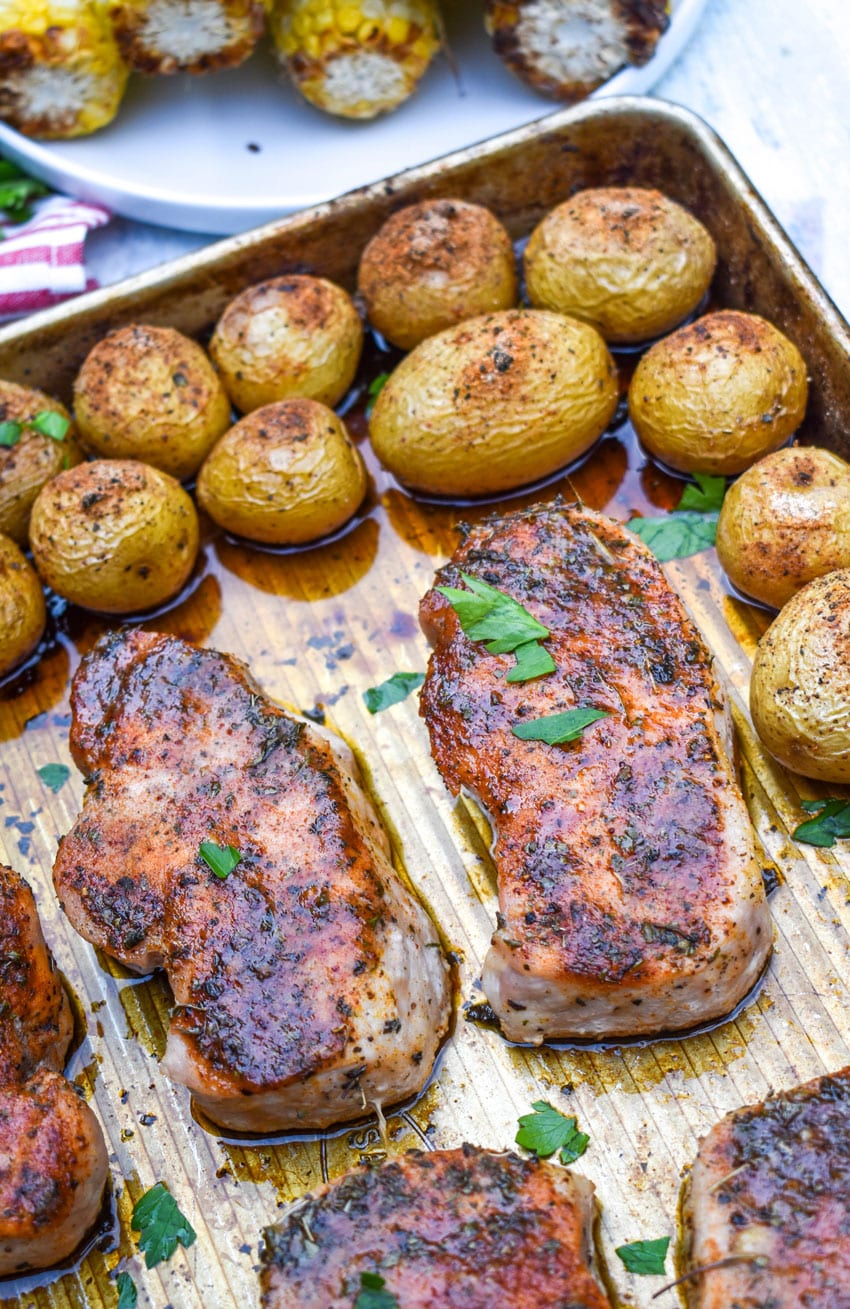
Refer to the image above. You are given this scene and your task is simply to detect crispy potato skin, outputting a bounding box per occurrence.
[629,310,808,475]
[73,325,231,480]
[29,459,199,615]
[750,570,850,782]
[197,399,366,545]
[209,275,363,415]
[369,308,618,497]
[0,381,82,545]
[0,533,45,677]
[358,198,518,350]
[525,187,716,343]
[717,447,850,609]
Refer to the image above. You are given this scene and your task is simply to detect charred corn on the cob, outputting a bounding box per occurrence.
[0,0,128,137]
[270,0,440,119]
[484,0,669,102]
[109,0,268,75]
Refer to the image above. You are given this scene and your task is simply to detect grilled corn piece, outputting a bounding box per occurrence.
[484,0,669,102]
[109,0,268,75]
[0,0,128,138]
[270,0,440,120]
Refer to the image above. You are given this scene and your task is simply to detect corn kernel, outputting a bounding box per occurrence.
[386,15,409,43]
[336,5,362,33]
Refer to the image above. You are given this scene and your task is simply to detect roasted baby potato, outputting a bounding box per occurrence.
[0,380,82,545]
[0,532,45,677]
[197,399,366,546]
[358,198,518,350]
[110,0,266,75]
[716,447,850,609]
[750,570,850,782]
[73,324,231,480]
[369,308,618,497]
[525,187,716,343]
[29,459,199,614]
[629,311,808,476]
[209,275,363,415]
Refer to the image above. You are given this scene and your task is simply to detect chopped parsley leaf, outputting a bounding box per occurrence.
[511,708,608,745]
[116,1270,138,1308]
[793,797,850,847]
[199,841,241,879]
[615,1236,670,1276]
[437,572,554,683]
[363,671,425,714]
[37,762,70,793]
[131,1182,196,1269]
[515,1100,589,1164]
[676,472,726,514]
[355,1270,399,1309]
[627,512,719,562]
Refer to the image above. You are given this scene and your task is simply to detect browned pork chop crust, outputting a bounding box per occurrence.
[53,630,450,1132]
[260,1145,611,1308]
[0,866,108,1275]
[687,1067,850,1308]
[420,502,771,1041]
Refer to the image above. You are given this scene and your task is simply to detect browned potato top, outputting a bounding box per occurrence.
[358,198,518,349]
[0,380,82,546]
[0,532,45,678]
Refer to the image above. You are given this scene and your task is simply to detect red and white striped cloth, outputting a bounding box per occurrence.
[0,194,110,321]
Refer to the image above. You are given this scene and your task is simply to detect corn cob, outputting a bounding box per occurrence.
[484,0,670,102]
[269,0,440,120]
[0,0,128,138]
[109,0,268,75]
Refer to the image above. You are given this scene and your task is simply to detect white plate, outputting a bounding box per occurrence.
[0,0,707,234]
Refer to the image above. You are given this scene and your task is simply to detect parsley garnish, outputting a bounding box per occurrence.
[198,841,240,879]
[437,572,554,683]
[355,1271,399,1309]
[627,512,719,562]
[792,798,850,847]
[0,421,21,447]
[37,762,70,793]
[0,157,50,223]
[131,1182,196,1269]
[615,1236,670,1275]
[115,1271,138,1308]
[366,372,391,416]
[676,472,726,514]
[511,707,608,745]
[515,1100,590,1164]
[0,410,68,449]
[363,671,425,714]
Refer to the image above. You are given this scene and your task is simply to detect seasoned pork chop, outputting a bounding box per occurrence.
[420,502,771,1041]
[260,1145,611,1308]
[54,630,451,1132]
[686,1067,850,1307]
[0,866,108,1275]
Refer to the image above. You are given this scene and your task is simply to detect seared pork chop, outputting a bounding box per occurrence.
[686,1067,850,1307]
[0,866,108,1275]
[260,1145,611,1308]
[420,502,771,1041]
[53,630,451,1132]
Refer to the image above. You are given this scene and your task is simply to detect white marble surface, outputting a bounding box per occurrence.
[84,0,850,320]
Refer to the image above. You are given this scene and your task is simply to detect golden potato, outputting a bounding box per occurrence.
[525,187,716,344]
[716,447,850,609]
[357,198,518,350]
[29,460,199,615]
[750,570,850,782]
[629,311,808,475]
[209,275,363,414]
[369,308,618,498]
[197,399,366,546]
[0,533,45,677]
[73,325,231,480]
[0,380,83,545]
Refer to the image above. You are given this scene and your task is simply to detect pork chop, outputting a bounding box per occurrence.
[260,1145,611,1308]
[53,630,451,1132]
[0,865,108,1275]
[419,502,771,1041]
[686,1066,850,1307]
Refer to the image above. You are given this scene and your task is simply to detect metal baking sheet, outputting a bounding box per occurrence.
[2,97,850,1309]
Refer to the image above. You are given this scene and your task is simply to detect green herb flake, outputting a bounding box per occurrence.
[355,1270,399,1309]
[0,166,49,223]
[507,640,557,684]
[130,1182,196,1269]
[30,409,70,441]
[365,372,391,416]
[198,841,241,879]
[37,763,70,793]
[437,571,555,682]
[793,798,850,848]
[511,707,608,745]
[615,1236,670,1276]
[116,1271,138,1309]
[0,420,21,447]
[515,1100,590,1164]
[363,671,425,714]
[676,472,726,514]
[627,512,719,562]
